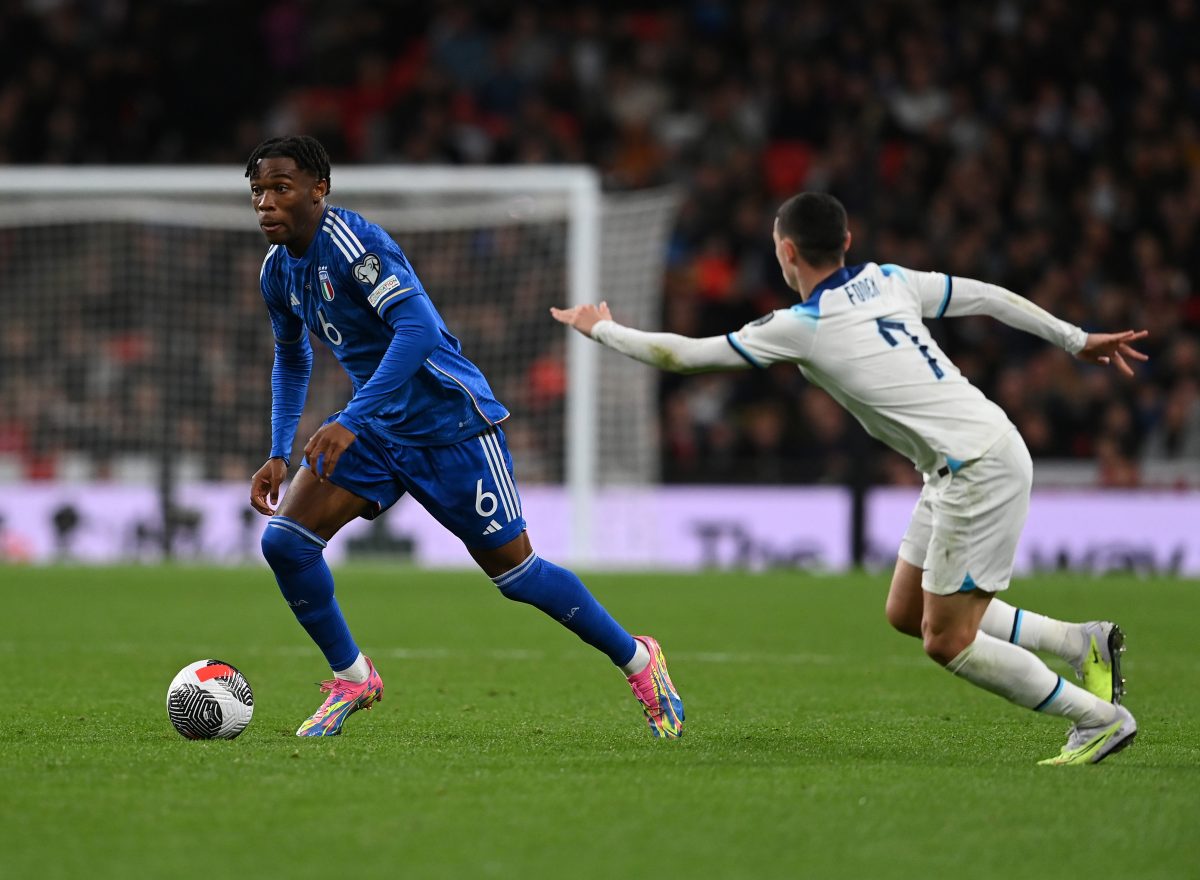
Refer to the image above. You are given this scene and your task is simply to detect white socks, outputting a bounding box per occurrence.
[980,599,1085,664]
[621,638,650,676]
[334,652,370,683]
[947,632,1116,728]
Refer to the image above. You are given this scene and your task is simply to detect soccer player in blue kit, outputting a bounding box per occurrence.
[245,135,682,738]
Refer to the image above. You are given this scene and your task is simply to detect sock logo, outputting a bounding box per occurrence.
[288,599,309,607]
[559,606,580,623]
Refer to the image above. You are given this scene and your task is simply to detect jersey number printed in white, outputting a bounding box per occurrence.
[317,308,343,346]
[876,318,944,379]
[475,479,499,518]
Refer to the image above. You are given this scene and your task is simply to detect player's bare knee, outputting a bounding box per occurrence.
[922,627,973,666]
[472,532,534,580]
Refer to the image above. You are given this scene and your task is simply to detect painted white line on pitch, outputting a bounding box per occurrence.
[0,641,1104,672]
[0,640,929,667]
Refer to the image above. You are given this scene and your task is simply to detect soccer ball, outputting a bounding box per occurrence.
[166,659,254,739]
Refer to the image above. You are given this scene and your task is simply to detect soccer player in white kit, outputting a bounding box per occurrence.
[552,192,1147,765]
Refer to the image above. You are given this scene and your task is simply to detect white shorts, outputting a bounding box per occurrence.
[898,429,1032,595]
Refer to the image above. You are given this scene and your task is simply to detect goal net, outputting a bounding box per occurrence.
[0,167,678,560]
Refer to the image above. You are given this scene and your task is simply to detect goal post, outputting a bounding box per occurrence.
[0,166,678,564]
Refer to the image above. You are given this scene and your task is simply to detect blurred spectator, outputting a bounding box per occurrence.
[1142,378,1200,460]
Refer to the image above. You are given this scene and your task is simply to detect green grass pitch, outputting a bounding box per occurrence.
[2,566,1197,879]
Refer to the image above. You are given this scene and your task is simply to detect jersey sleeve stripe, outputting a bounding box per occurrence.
[328,212,367,254]
[936,275,954,318]
[725,332,765,369]
[323,220,365,261]
[259,245,278,282]
[323,224,356,262]
[323,220,357,258]
[374,288,411,315]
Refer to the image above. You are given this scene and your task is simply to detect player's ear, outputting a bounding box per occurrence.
[843,229,852,254]
[783,237,798,265]
[313,179,329,203]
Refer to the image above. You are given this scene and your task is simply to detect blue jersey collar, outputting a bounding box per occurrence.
[802,264,867,308]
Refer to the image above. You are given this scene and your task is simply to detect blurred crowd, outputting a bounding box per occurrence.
[0,219,575,483]
[1,0,1198,487]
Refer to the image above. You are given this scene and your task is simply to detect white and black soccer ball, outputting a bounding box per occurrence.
[166,659,254,740]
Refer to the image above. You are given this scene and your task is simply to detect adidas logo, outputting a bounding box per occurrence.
[482,519,503,535]
[290,292,301,307]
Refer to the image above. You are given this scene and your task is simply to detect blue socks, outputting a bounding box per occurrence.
[262,520,637,672]
[260,517,360,672]
[492,552,637,667]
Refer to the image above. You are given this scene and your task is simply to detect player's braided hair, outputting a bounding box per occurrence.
[244,135,332,193]
[776,192,847,268]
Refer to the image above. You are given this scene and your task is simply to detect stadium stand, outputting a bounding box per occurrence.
[0,0,1196,487]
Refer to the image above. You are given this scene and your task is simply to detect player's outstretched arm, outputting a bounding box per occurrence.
[936,277,1093,352]
[940,276,1150,375]
[551,302,748,373]
[1075,329,1150,377]
[550,301,614,337]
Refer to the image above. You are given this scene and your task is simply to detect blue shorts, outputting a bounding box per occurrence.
[307,421,527,550]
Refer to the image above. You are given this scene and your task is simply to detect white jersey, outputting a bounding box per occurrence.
[591,260,1087,476]
[727,263,1012,474]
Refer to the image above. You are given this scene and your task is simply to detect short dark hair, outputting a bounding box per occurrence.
[244,135,332,193]
[775,192,847,267]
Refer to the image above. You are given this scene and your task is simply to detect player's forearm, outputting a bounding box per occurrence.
[270,339,312,462]
[591,320,747,373]
[337,295,441,433]
[944,277,1087,353]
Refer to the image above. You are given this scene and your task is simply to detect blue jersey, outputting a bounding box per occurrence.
[259,205,508,448]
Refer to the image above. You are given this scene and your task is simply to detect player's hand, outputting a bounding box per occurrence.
[549,301,614,337]
[249,458,289,516]
[304,421,357,481]
[1076,329,1149,377]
